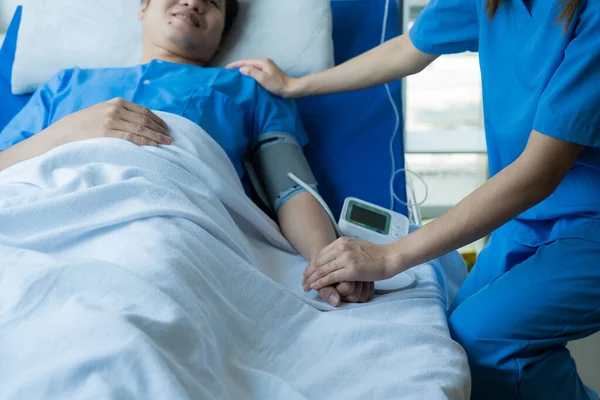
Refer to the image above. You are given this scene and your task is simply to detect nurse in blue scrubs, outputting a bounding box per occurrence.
[229,1,600,398]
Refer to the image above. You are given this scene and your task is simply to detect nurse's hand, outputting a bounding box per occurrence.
[303,237,397,292]
[44,98,172,148]
[226,58,298,98]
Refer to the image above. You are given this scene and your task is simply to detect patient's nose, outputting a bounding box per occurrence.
[179,0,206,13]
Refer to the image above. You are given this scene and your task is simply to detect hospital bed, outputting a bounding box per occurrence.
[0,1,470,398]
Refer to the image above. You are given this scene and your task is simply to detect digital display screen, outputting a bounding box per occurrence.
[350,205,387,231]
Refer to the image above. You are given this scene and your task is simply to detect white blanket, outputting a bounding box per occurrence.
[0,113,470,399]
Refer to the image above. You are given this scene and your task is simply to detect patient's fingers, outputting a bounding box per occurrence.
[318,286,341,307]
[109,130,158,147]
[119,108,169,136]
[112,120,172,145]
[344,281,363,303]
[369,282,376,301]
[358,283,371,303]
[335,282,355,297]
[117,98,170,131]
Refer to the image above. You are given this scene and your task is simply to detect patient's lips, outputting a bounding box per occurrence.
[171,11,200,28]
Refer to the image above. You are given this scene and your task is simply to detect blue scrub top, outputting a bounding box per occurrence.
[410,0,600,242]
[0,60,308,180]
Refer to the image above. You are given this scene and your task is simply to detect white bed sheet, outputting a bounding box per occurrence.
[0,112,470,399]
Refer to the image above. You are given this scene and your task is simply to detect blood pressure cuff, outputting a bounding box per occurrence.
[246,132,318,213]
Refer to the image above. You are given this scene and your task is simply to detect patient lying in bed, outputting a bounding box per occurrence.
[0,0,373,307]
[0,2,474,397]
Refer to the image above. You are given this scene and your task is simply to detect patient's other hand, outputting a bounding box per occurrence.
[336,281,375,304]
[44,98,172,148]
[316,281,375,307]
[226,58,298,98]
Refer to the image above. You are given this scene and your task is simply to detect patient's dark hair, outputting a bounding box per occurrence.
[223,0,239,37]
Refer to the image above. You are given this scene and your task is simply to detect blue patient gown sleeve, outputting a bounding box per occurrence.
[251,85,312,212]
[409,0,480,54]
[0,71,69,152]
[533,3,600,148]
[251,86,308,146]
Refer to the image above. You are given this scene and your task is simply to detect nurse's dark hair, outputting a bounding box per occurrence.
[485,0,580,29]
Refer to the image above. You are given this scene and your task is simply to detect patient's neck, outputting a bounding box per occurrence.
[141,44,206,67]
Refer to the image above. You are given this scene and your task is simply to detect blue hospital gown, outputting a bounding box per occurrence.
[0,60,308,182]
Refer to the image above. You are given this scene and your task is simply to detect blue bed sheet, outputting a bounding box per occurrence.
[0,1,407,217]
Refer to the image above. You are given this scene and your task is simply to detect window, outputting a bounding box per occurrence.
[404,1,488,258]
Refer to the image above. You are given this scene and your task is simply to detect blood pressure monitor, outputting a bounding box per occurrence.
[338,198,415,293]
[339,198,410,245]
[283,173,417,294]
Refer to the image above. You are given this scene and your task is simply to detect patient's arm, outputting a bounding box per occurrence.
[0,98,171,172]
[278,192,375,306]
[0,130,55,171]
[277,192,337,261]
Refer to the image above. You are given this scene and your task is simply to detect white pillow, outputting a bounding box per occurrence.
[0,0,21,33]
[12,0,333,95]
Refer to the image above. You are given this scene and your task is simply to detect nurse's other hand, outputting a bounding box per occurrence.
[44,98,172,148]
[303,237,396,291]
[226,58,298,98]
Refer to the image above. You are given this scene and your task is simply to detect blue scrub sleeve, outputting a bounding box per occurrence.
[0,71,67,152]
[409,0,480,55]
[533,2,600,148]
[252,85,313,211]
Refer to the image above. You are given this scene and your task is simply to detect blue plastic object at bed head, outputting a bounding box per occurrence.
[298,0,407,218]
[0,7,31,130]
[0,1,407,218]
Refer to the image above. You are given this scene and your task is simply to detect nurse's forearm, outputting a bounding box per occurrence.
[387,131,584,275]
[290,34,437,97]
[278,192,338,261]
[0,132,53,172]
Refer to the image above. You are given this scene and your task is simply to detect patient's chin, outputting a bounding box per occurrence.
[163,35,217,64]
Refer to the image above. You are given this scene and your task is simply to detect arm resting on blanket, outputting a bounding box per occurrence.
[0,99,170,172]
[0,131,54,172]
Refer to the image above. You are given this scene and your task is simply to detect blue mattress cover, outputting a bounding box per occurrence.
[0,0,406,217]
[299,0,407,216]
[0,7,30,128]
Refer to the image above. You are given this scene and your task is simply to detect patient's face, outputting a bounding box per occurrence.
[139,0,226,64]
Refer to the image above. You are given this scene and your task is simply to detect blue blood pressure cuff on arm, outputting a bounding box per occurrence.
[245,132,318,213]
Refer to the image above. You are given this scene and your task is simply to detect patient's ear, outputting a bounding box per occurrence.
[139,0,150,20]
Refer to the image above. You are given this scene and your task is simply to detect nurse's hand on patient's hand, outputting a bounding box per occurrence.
[226,58,298,98]
[303,237,396,292]
[43,98,172,148]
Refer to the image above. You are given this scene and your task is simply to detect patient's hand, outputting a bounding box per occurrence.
[338,281,375,304]
[317,282,375,307]
[43,98,172,148]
